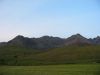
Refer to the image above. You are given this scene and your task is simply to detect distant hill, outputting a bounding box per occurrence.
[0,34,100,49]
[65,34,92,46]
[7,35,65,49]
[0,34,100,65]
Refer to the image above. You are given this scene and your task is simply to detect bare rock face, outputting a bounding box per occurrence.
[93,36,100,45]
[8,35,38,48]
[36,36,65,49]
[65,34,92,46]
[7,35,65,49]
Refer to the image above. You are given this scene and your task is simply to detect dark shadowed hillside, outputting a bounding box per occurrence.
[6,35,65,50]
[65,34,92,46]
[1,34,100,49]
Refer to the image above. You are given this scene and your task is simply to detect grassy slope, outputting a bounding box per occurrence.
[35,46,100,64]
[0,45,42,65]
[0,64,100,75]
[0,45,100,65]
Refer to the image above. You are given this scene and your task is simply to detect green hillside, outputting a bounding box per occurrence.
[0,45,100,65]
[35,46,100,64]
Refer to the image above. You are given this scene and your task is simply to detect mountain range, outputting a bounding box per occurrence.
[0,34,100,65]
[0,34,100,49]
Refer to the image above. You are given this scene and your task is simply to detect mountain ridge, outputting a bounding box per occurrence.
[0,34,100,65]
[0,34,100,49]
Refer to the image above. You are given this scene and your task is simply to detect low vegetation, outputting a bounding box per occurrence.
[0,45,100,65]
[0,64,100,75]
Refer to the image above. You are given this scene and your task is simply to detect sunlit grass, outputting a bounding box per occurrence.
[0,64,100,75]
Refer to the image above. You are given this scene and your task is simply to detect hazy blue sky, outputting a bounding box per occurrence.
[0,0,100,41]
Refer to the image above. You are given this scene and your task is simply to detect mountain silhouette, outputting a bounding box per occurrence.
[0,34,100,65]
[0,34,100,49]
[65,34,92,46]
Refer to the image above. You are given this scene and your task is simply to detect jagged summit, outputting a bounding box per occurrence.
[95,36,100,39]
[73,33,83,37]
[65,34,91,46]
[7,35,37,48]
[11,35,25,40]
[67,34,86,40]
[93,36,100,45]
[14,35,24,38]
[8,35,25,43]
[69,34,86,38]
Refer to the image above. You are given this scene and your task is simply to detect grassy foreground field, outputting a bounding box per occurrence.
[0,64,100,75]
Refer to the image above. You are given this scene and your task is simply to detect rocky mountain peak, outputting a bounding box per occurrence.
[65,34,91,46]
[13,35,24,40]
[70,34,85,39]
